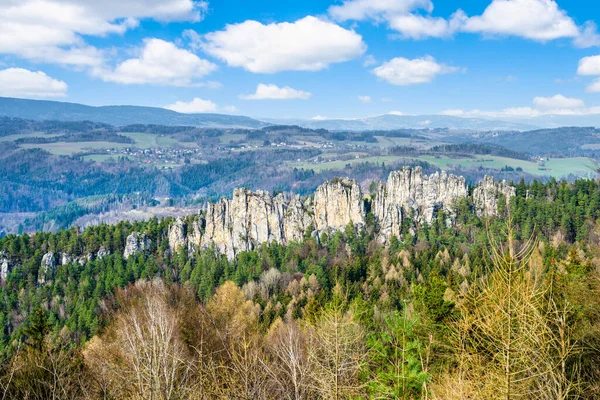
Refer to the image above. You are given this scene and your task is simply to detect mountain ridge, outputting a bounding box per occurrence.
[0,97,541,131]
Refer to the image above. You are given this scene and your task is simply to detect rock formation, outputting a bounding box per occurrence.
[97,247,110,260]
[0,251,9,281]
[473,175,516,217]
[168,218,187,252]
[313,178,364,232]
[61,253,71,266]
[39,252,56,284]
[199,189,312,259]
[124,232,151,259]
[165,167,513,259]
[373,167,468,240]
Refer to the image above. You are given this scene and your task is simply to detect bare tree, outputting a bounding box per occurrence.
[264,319,311,400]
[84,279,194,400]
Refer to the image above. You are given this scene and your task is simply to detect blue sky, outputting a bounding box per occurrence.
[2,0,600,120]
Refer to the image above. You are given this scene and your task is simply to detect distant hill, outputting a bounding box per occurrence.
[265,114,540,132]
[0,97,268,129]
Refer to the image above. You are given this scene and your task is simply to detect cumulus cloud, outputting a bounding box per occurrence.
[329,0,433,21]
[578,55,600,76]
[586,79,600,94]
[312,115,328,120]
[387,10,466,39]
[533,94,585,110]
[576,55,600,92]
[358,95,372,103]
[440,94,599,118]
[372,56,460,86]
[329,0,598,45]
[164,98,218,113]
[0,0,206,66]
[462,0,579,41]
[240,84,312,100]
[200,16,366,73]
[0,68,68,98]
[96,38,217,86]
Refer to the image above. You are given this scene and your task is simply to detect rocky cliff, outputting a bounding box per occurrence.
[373,167,468,241]
[124,232,151,259]
[166,168,507,260]
[473,175,516,217]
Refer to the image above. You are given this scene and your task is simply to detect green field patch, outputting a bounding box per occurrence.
[219,133,247,144]
[290,154,595,178]
[0,132,63,142]
[20,142,129,155]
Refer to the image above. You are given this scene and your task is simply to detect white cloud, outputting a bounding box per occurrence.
[240,84,312,100]
[586,79,600,94]
[164,98,218,113]
[388,10,466,39]
[574,21,600,48]
[200,16,366,73]
[533,94,585,110]
[363,55,377,67]
[97,38,217,86]
[388,111,407,116]
[328,0,433,21]
[330,0,599,45]
[372,56,460,86]
[0,0,206,66]
[0,68,68,98]
[358,95,372,103]
[312,115,328,120]
[578,55,600,76]
[462,0,579,41]
[577,56,600,92]
[440,94,600,119]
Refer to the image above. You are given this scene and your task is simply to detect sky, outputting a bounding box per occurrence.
[2,0,600,121]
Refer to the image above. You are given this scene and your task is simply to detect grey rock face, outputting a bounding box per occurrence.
[473,175,516,217]
[168,217,187,252]
[166,167,511,259]
[97,247,110,260]
[0,251,9,281]
[39,252,56,284]
[201,189,306,259]
[313,178,365,232]
[61,253,71,266]
[124,232,151,259]
[373,167,468,241]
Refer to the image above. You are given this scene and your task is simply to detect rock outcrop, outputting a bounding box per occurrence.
[373,167,468,240]
[165,167,513,259]
[168,218,187,252]
[39,252,56,284]
[313,178,364,232]
[0,251,9,281]
[97,247,110,260]
[199,189,311,259]
[61,253,71,266]
[473,175,516,217]
[124,232,151,259]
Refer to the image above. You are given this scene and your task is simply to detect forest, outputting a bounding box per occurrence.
[0,177,598,398]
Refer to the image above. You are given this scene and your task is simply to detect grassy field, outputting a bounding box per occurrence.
[20,142,130,155]
[219,133,247,144]
[0,132,62,141]
[290,154,595,179]
[120,132,197,149]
